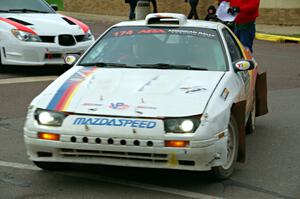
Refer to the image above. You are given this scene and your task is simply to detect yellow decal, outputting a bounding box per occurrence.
[168,153,178,167]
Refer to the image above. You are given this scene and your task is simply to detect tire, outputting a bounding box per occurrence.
[246,94,256,134]
[213,115,239,180]
[33,161,68,171]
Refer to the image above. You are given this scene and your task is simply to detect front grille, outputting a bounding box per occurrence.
[58,34,76,46]
[40,36,55,43]
[75,35,85,42]
[60,148,168,163]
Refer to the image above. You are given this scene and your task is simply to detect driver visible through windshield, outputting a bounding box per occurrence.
[80,26,227,71]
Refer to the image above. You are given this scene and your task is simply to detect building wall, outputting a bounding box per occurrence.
[258,0,300,25]
[260,0,300,8]
[63,0,300,25]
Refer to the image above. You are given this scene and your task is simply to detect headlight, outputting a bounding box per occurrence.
[34,109,67,127]
[164,117,201,133]
[83,30,93,41]
[11,29,42,42]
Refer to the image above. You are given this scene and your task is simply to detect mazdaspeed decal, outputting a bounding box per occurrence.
[47,67,97,111]
[73,117,157,129]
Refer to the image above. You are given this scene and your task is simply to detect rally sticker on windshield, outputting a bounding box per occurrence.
[73,117,157,129]
[109,27,217,39]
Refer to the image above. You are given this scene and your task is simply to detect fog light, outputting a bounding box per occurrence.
[38,132,60,141]
[165,140,189,148]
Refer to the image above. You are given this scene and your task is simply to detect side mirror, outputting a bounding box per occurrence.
[64,54,80,66]
[50,4,58,11]
[233,60,255,72]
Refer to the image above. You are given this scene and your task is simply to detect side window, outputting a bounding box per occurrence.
[222,28,243,62]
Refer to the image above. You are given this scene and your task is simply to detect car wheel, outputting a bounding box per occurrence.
[33,161,68,171]
[246,94,256,134]
[212,115,239,180]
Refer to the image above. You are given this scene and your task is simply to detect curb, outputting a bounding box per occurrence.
[256,33,300,44]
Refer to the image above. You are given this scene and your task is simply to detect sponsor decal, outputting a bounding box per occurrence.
[82,103,103,107]
[113,29,166,37]
[88,108,98,112]
[73,117,157,129]
[47,67,97,111]
[136,105,157,110]
[221,88,230,100]
[236,61,250,70]
[111,28,216,39]
[138,75,159,92]
[109,102,130,110]
[135,105,157,115]
[167,29,216,38]
[180,86,207,94]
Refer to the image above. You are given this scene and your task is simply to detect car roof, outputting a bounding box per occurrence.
[113,13,224,30]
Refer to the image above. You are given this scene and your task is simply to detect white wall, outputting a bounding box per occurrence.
[260,0,300,8]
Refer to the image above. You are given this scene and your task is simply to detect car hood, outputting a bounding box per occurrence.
[36,67,225,117]
[0,13,85,35]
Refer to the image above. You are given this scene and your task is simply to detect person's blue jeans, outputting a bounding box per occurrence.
[234,22,256,53]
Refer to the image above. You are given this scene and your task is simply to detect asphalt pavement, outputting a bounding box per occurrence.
[0,19,299,199]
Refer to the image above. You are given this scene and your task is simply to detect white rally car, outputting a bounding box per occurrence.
[0,0,94,66]
[24,13,268,179]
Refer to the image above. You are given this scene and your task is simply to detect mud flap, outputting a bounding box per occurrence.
[232,101,246,163]
[256,72,268,116]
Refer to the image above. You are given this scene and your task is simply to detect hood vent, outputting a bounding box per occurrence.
[62,17,76,25]
[7,18,32,26]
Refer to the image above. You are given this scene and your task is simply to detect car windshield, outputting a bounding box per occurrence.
[0,0,54,13]
[80,26,227,71]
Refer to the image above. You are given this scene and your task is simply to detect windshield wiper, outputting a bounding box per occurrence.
[80,62,137,68]
[8,9,50,13]
[136,63,208,71]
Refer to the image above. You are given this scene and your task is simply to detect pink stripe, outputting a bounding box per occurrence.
[0,17,37,35]
[61,15,89,33]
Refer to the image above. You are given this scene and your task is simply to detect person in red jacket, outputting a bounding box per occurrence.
[220,0,260,52]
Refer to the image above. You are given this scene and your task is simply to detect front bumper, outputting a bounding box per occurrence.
[24,129,228,171]
[1,37,94,66]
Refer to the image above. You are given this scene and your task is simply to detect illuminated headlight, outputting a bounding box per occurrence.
[164,117,201,133]
[83,30,93,41]
[34,109,67,127]
[11,29,42,42]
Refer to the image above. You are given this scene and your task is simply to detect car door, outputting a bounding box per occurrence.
[222,27,253,118]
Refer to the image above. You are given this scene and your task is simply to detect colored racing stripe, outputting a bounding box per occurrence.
[47,67,97,111]
[0,17,37,35]
[61,15,89,33]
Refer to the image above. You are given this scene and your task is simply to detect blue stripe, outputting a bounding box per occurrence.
[46,68,92,110]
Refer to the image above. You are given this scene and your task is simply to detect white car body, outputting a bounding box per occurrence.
[0,2,94,66]
[24,13,268,178]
